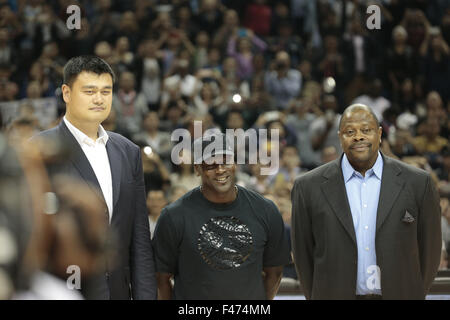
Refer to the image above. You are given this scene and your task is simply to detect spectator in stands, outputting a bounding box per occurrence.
[269,145,304,186]
[386,25,417,103]
[196,0,224,37]
[20,61,56,98]
[401,8,429,53]
[135,39,163,111]
[285,97,320,168]
[142,146,171,194]
[168,185,188,203]
[146,189,167,239]
[191,80,224,118]
[116,11,140,52]
[437,146,450,182]
[33,3,70,59]
[317,34,344,88]
[265,51,302,110]
[413,117,449,155]
[159,101,188,132]
[0,4,22,40]
[352,79,391,121]
[175,4,199,40]
[0,27,17,70]
[161,59,196,111]
[112,71,148,137]
[342,16,376,104]
[0,64,19,101]
[221,56,250,106]
[310,94,342,155]
[243,0,272,37]
[93,41,115,69]
[227,29,267,81]
[192,31,210,70]
[425,91,447,126]
[441,9,450,45]
[440,196,450,259]
[37,42,66,89]
[112,36,135,75]
[70,18,95,57]
[397,78,420,114]
[267,19,303,67]
[266,118,298,149]
[420,26,450,101]
[91,0,119,44]
[321,145,339,164]
[170,149,201,191]
[213,9,240,51]
[133,111,172,164]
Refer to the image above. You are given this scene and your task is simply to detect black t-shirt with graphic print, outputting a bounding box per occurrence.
[152,185,290,300]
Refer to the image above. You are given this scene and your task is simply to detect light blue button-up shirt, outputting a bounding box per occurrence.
[342,152,383,295]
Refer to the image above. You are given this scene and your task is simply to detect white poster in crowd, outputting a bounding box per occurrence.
[0,97,57,129]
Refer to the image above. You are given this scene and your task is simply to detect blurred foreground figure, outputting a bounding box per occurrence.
[0,133,33,299]
[0,130,114,299]
[13,176,113,300]
[291,104,441,299]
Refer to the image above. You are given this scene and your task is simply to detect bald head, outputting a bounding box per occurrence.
[339,104,379,131]
[338,103,383,176]
[275,51,290,66]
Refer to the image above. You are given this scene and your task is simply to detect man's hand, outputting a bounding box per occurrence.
[262,266,283,300]
[156,272,173,300]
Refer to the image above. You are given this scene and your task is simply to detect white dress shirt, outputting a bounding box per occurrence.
[64,116,113,222]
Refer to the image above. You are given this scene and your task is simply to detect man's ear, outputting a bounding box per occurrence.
[61,84,71,104]
[378,126,383,144]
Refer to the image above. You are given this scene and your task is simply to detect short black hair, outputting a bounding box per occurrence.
[339,104,380,131]
[63,55,115,87]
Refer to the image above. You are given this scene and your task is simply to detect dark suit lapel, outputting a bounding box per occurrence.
[321,158,357,244]
[59,121,104,199]
[105,134,122,210]
[376,155,404,233]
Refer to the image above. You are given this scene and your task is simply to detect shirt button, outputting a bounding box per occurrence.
[363,183,366,187]
[363,204,367,208]
[365,247,369,251]
[365,226,368,230]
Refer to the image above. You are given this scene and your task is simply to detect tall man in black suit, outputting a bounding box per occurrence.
[291,104,441,299]
[34,56,156,299]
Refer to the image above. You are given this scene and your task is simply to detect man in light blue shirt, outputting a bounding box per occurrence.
[291,103,441,299]
[342,151,383,296]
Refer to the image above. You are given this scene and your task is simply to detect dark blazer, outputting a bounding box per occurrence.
[35,121,157,300]
[291,153,441,300]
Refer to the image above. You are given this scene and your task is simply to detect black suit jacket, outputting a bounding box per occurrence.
[291,153,441,299]
[35,121,157,299]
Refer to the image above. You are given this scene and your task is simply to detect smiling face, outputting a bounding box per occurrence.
[195,155,236,202]
[62,71,113,127]
[339,106,382,174]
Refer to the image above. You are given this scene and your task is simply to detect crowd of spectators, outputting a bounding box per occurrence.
[0,0,450,282]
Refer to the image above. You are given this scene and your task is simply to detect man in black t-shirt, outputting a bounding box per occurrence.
[152,132,290,300]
